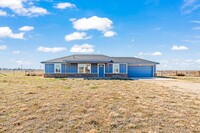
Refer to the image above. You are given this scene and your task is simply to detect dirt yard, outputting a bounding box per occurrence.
[0,73,200,132]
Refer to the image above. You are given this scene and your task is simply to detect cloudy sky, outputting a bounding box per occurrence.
[0,0,200,70]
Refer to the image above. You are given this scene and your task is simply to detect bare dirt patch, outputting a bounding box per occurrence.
[0,75,200,132]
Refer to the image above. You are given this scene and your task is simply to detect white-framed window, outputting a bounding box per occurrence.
[78,64,91,74]
[54,64,61,73]
[113,64,119,73]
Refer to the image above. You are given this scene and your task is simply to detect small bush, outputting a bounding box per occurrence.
[90,86,97,89]
[64,86,70,90]
[176,73,185,76]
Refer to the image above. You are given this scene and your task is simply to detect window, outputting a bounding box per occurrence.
[54,64,61,73]
[113,64,119,73]
[78,64,91,74]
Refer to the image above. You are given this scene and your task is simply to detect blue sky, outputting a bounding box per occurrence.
[0,0,200,70]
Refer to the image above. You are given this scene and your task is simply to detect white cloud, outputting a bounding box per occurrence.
[103,31,117,37]
[190,20,200,23]
[69,18,76,22]
[0,0,48,16]
[152,51,162,56]
[25,6,48,16]
[72,16,117,37]
[72,16,113,32]
[172,45,188,50]
[12,51,20,54]
[196,59,200,63]
[65,32,91,41]
[192,26,200,30]
[70,44,94,53]
[0,27,24,39]
[139,51,162,56]
[181,0,200,14]
[19,26,34,31]
[37,46,67,53]
[0,45,7,50]
[181,0,197,9]
[0,10,7,16]
[54,2,76,9]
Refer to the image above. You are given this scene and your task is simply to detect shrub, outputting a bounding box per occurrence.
[176,73,185,76]
[64,86,70,90]
[90,86,97,89]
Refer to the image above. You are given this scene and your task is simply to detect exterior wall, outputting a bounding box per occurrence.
[44,73,127,78]
[61,63,78,74]
[45,63,127,75]
[105,64,113,73]
[45,63,161,78]
[44,73,98,78]
[120,64,127,73]
[105,74,128,78]
[105,63,127,74]
[45,63,78,74]
[66,63,78,74]
[61,64,66,73]
[91,63,98,74]
[45,64,54,74]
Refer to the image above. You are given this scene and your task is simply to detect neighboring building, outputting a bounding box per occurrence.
[41,54,159,78]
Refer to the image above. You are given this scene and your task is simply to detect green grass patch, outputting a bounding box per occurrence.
[64,86,71,90]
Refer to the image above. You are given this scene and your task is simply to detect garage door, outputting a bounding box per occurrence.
[128,66,153,77]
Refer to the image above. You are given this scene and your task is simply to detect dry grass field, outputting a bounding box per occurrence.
[0,71,200,132]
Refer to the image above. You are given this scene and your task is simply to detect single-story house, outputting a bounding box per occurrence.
[41,54,159,78]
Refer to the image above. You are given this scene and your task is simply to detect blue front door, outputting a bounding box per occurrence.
[98,65,104,77]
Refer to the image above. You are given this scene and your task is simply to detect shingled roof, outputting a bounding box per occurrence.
[41,54,159,65]
[111,57,159,64]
